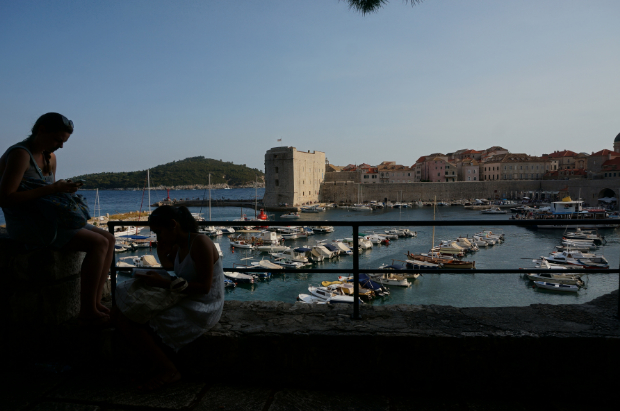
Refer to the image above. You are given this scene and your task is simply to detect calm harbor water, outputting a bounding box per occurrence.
[2,188,618,307]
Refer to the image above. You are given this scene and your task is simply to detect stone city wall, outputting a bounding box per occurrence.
[320,178,620,205]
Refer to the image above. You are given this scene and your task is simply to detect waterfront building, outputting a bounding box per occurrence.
[483,154,547,181]
[545,150,587,170]
[456,158,480,181]
[377,161,416,183]
[587,149,620,175]
[263,146,325,207]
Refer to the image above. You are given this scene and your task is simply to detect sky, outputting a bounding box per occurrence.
[1,0,619,179]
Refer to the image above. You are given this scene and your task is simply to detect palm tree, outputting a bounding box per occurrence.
[345,0,423,15]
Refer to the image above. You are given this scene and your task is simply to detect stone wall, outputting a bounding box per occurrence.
[0,229,84,326]
[320,178,620,205]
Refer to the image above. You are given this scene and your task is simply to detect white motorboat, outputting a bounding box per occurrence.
[546,250,609,269]
[481,207,507,214]
[533,281,580,292]
[307,286,358,304]
[311,226,335,233]
[117,255,162,268]
[350,204,373,211]
[251,259,283,270]
[454,237,479,252]
[297,294,327,304]
[255,245,290,253]
[272,258,308,268]
[269,248,309,263]
[370,270,411,287]
[300,205,321,213]
[312,245,340,259]
[230,240,255,249]
[224,271,256,284]
[526,272,584,286]
[280,212,301,219]
[218,227,236,234]
[471,236,490,247]
[563,228,604,243]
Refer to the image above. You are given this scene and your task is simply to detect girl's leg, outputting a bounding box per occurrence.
[112,307,180,389]
[61,229,111,320]
[89,227,115,314]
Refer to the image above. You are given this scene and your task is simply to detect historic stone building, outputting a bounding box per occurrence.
[263,146,326,207]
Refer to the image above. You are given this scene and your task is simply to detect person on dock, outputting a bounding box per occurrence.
[113,205,224,391]
[0,112,115,327]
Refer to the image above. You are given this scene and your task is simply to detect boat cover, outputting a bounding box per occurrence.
[117,235,150,239]
[358,274,383,291]
[384,264,405,270]
[294,247,312,252]
[323,244,339,252]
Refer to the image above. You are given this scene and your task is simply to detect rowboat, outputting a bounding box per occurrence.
[533,281,580,292]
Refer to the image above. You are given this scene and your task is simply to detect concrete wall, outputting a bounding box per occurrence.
[264,147,325,207]
[320,178,620,205]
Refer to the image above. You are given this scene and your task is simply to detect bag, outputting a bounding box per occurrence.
[118,277,188,324]
[1,144,91,247]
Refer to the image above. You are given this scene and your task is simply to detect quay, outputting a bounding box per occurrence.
[151,198,300,212]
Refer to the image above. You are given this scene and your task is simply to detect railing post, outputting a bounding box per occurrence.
[352,224,361,320]
[107,222,117,306]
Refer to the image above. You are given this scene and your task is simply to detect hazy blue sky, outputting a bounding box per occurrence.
[1,0,619,179]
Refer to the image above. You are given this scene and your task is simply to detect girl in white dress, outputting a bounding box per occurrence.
[113,205,224,391]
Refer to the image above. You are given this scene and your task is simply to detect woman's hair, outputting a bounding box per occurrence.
[148,205,198,233]
[23,112,74,175]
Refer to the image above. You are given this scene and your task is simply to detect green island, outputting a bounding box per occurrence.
[69,156,264,190]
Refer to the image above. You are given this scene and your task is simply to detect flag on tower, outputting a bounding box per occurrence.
[277,138,282,142]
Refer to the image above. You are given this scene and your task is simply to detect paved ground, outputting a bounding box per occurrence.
[4,361,619,411]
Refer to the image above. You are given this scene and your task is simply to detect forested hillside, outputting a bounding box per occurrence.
[70,157,264,189]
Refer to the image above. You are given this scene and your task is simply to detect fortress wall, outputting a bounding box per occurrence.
[320,178,620,206]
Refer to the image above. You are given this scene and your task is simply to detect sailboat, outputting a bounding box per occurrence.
[406,196,475,269]
[351,184,372,211]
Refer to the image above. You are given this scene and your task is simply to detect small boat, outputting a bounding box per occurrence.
[526,272,584,286]
[481,207,507,214]
[311,226,335,233]
[533,281,580,292]
[546,250,609,269]
[280,212,301,219]
[224,279,236,288]
[251,259,283,270]
[300,205,321,213]
[230,240,254,249]
[224,271,256,284]
[371,264,412,286]
[297,293,328,304]
[255,245,290,253]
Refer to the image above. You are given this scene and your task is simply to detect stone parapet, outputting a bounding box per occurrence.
[0,228,84,326]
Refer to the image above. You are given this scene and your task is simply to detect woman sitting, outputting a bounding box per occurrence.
[0,112,115,325]
[113,205,224,391]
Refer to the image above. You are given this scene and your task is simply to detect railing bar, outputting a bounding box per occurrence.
[352,224,361,319]
[107,221,117,306]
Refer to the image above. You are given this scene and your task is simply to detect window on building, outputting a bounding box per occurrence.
[474,177,477,181]
[275,179,279,186]
[275,167,279,173]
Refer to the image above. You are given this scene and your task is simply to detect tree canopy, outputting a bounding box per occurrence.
[70,156,264,189]
[346,0,423,15]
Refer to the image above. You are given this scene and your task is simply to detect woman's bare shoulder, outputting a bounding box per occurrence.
[191,234,218,259]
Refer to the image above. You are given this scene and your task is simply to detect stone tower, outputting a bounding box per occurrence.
[614,132,620,152]
[263,147,326,207]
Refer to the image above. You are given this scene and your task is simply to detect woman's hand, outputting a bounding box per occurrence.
[52,179,80,193]
[134,271,171,289]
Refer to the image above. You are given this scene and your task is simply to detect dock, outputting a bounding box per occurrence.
[151,199,299,212]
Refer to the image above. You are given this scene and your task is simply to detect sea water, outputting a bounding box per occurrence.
[2,188,618,307]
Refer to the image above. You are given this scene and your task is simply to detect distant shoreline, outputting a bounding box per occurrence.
[78,183,265,191]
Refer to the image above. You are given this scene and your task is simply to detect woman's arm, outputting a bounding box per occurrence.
[142,236,215,294]
[156,241,178,271]
[0,149,78,207]
[184,235,216,295]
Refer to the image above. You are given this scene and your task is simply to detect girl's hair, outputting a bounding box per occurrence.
[23,113,74,175]
[148,205,198,233]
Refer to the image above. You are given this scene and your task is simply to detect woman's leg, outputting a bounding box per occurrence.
[61,228,111,319]
[112,307,180,389]
[89,227,115,314]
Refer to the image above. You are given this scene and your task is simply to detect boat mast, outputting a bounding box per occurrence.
[148,169,151,215]
[209,173,212,222]
[255,175,258,219]
[432,195,436,250]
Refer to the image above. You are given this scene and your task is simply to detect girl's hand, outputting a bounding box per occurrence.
[134,271,170,288]
[52,179,80,193]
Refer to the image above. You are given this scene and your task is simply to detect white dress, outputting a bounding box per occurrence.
[117,237,225,351]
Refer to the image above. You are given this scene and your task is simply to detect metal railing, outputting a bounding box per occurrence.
[108,218,620,318]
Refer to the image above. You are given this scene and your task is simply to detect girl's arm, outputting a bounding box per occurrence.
[0,149,78,207]
[156,242,178,271]
[184,235,216,295]
[143,236,216,294]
